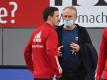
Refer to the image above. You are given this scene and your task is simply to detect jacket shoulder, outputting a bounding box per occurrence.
[76,24,86,30]
[103,27,107,33]
[55,25,63,30]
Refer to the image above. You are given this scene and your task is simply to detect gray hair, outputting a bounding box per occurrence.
[63,6,77,17]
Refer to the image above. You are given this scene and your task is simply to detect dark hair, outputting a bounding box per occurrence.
[43,7,59,21]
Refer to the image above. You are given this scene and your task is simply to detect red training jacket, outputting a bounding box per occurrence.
[96,28,107,79]
[24,22,62,79]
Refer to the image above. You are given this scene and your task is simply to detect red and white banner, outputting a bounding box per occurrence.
[0,0,49,27]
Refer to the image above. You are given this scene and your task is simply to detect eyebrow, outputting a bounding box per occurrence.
[63,15,72,17]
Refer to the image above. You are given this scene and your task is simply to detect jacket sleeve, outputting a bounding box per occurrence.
[79,27,92,44]
[24,33,34,72]
[46,30,58,56]
[46,30,62,78]
[96,28,107,78]
[78,27,98,80]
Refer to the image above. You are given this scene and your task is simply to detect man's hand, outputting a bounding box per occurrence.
[58,45,63,57]
[70,42,80,53]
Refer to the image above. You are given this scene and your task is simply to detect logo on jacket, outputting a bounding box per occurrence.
[33,31,41,42]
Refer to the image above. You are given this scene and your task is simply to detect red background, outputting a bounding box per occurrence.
[0,0,49,27]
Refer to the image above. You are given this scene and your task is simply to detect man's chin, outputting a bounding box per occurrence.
[66,26,72,28]
[55,23,60,26]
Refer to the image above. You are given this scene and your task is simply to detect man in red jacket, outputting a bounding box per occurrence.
[96,28,107,80]
[24,7,62,80]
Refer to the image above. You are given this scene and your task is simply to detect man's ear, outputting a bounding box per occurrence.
[48,16,51,20]
[74,16,77,21]
[75,15,77,19]
[48,15,52,20]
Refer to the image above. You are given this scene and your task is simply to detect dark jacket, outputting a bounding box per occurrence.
[56,24,98,80]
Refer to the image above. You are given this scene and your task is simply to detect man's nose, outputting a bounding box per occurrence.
[58,19,60,23]
[58,16,61,22]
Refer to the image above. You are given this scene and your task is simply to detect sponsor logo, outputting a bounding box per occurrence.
[32,45,44,48]
[33,31,41,42]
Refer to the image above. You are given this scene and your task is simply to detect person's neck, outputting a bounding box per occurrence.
[63,25,75,30]
[46,21,54,28]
